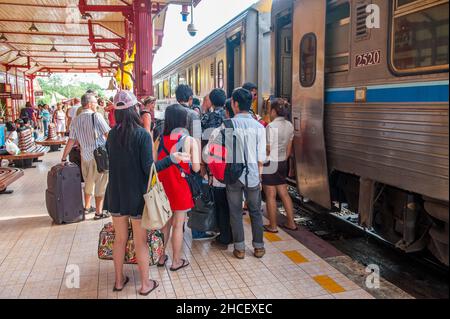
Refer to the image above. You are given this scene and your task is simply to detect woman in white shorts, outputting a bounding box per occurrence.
[54,103,67,137]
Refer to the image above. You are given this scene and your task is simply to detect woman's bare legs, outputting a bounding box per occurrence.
[171,211,187,269]
[131,219,156,293]
[158,218,173,264]
[276,184,297,229]
[263,185,278,231]
[112,216,129,289]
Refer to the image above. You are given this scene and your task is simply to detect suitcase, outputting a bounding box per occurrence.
[98,222,164,265]
[46,163,85,225]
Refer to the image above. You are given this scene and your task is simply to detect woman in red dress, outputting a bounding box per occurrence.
[157,104,200,272]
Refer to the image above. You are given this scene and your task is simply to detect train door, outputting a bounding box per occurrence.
[276,14,292,101]
[291,0,331,209]
[226,32,242,97]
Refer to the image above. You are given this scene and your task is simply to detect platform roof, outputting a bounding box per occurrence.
[0,0,201,76]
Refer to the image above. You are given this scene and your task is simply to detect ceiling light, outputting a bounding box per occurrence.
[0,33,7,42]
[29,22,39,32]
[63,57,68,63]
[81,12,93,20]
[50,45,57,52]
[16,51,23,57]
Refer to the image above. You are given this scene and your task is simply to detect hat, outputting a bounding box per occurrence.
[113,90,139,110]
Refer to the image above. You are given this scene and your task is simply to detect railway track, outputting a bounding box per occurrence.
[285,186,449,299]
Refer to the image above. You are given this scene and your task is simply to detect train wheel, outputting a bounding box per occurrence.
[423,197,449,266]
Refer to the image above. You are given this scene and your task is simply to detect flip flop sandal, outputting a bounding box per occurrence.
[139,280,159,296]
[263,225,279,234]
[94,212,110,220]
[170,259,190,272]
[157,255,169,268]
[280,224,299,231]
[113,276,130,292]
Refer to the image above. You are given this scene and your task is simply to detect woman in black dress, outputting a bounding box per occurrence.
[106,91,188,296]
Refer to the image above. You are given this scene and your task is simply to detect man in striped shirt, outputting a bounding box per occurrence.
[62,93,111,220]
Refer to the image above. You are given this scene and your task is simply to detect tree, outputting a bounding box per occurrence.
[36,75,105,105]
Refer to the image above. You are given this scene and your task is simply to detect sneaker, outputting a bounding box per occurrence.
[84,207,96,215]
[192,233,217,241]
[211,240,229,251]
[233,249,245,260]
[254,248,266,259]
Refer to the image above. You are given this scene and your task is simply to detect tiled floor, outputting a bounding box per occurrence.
[0,151,375,299]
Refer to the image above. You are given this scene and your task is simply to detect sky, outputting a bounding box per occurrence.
[51,0,257,91]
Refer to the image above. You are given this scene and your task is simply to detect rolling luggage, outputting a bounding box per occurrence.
[46,163,85,225]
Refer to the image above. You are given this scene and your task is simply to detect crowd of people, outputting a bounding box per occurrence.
[7,82,297,296]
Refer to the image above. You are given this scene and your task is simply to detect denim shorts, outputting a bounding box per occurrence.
[110,213,143,220]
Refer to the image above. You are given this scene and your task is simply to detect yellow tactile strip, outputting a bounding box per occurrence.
[313,275,346,294]
[264,232,283,242]
[283,251,309,264]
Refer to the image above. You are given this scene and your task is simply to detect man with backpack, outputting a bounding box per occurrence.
[206,88,267,259]
[202,89,233,249]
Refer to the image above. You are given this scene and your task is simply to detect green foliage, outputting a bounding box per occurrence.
[37,75,105,105]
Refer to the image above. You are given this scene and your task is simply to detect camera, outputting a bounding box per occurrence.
[187,23,198,37]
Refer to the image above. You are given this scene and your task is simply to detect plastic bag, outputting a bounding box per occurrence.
[5,140,20,155]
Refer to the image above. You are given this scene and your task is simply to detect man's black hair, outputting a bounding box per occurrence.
[242,82,257,91]
[209,89,227,107]
[231,88,253,112]
[192,97,201,106]
[175,84,193,103]
[225,98,235,118]
[6,121,16,132]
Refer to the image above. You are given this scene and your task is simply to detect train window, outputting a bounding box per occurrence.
[170,75,178,98]
[217,60,224,89]
[158,82,163,100]
[163,79,170,98]
[299,33,317,87]
[326,2,350,73]
[195,64,201,96]
[391,1,449,74]
[188,67,194,88]
[178,70,187,85]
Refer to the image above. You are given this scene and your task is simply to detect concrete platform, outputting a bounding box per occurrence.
[0,151,381,299]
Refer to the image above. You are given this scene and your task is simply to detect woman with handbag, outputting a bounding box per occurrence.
[157,104,201,272]
[106,91,189,296]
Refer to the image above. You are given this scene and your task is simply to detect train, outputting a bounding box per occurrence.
[153,0,449,266]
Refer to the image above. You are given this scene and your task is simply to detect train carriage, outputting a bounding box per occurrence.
[154,0,449,265]
[271,0,448,265]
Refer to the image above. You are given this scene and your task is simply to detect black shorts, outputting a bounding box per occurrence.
[262,161,288,186]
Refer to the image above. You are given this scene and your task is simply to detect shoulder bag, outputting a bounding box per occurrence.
[142,163,173,230]
[92,113,109,173]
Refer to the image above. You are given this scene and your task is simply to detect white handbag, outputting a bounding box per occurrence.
[142,163,173,230]
[5,140,20,155]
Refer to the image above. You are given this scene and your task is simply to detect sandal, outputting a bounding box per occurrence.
[280,224,299,231]
[157,254,169,268]
[263,225,279,234]
[139,280,159,296]
[170,259,190,272]
[94,212,110,220]
[113,276,130,292]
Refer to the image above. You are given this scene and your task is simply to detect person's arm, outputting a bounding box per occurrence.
[187,136,201,173]
[61,138,76,162]
[257,126,267,178]
[96,113,110,140]
[142,113,152,134]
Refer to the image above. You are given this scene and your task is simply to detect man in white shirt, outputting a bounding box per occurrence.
[67,97,81,131]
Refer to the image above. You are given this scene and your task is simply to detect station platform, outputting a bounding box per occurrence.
[0,151,379,299]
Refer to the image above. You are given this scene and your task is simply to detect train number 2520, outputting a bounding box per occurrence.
[355,50,381,68]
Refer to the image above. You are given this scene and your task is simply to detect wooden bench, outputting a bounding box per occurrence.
[0,167,24,194]
[35,137,68,152]
[0,146,50,168]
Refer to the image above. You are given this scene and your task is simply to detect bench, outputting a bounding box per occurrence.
[0,167,24,194]
[35,137,68,152]
[0,145,50,168]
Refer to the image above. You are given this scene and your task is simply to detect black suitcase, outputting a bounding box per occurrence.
[46,163,85,225]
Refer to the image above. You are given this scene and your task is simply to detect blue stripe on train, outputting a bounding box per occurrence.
[325,82,449,104]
